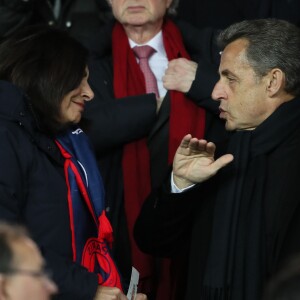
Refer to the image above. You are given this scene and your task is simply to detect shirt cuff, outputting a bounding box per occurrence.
[171,172,195,193]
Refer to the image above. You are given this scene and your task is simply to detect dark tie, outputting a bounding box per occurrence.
[133,45,159,98]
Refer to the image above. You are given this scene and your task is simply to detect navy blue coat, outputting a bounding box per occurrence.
[0,80,156,299]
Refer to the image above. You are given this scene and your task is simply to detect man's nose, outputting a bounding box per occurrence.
[211,80,226,101]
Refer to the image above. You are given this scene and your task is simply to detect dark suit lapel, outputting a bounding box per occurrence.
[148,92,170,142]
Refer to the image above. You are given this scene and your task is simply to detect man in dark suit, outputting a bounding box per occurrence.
[135,18,300,300]
[84,0,225,299]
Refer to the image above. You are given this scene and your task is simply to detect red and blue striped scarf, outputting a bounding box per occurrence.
[55,128,122,290]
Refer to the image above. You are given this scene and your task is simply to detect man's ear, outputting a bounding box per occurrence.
[266,68,285,97]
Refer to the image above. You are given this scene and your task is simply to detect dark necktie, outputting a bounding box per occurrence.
[133,45,159,98]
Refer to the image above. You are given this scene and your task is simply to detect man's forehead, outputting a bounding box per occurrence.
[222,39,248,60]
[219,40,250,70]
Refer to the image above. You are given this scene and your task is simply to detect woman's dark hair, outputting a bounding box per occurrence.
[0,25,89,134]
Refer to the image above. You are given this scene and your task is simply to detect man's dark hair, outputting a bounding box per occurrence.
[0,222,28,274]
[263,254,300,300]
[0,25,89,134]
[217,19,300,96]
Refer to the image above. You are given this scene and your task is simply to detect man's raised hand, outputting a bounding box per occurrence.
[173,134,234,189]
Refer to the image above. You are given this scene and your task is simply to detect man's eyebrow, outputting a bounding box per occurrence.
[220,69,237,78]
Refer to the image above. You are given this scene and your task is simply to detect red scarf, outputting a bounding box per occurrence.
[112,19,206,294]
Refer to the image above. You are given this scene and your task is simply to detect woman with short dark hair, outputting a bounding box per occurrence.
[0,26,148,300]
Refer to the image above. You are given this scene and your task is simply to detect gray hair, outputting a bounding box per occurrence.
[218,19,300,96]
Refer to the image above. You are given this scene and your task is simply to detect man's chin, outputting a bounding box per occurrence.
[123,14,150,26]
[225,121,235,131]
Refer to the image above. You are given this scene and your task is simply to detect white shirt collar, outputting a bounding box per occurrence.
[129,31,166,57]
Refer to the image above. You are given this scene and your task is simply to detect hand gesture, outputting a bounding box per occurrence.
[173,134,234,189]
[163,58,197,93]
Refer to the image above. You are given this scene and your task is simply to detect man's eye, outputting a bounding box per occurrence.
[227,77,235,83]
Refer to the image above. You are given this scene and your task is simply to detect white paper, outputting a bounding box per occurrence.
[126,267,139,300]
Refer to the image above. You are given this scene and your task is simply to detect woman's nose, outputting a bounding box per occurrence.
[82,82,94,101]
